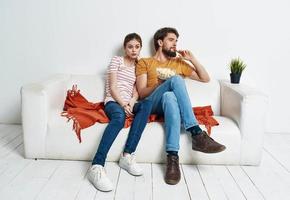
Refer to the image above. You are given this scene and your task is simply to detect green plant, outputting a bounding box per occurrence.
[229,58,246,74]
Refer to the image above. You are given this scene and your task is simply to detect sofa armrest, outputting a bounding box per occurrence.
[220,80,268,165]
[21,74,70,158]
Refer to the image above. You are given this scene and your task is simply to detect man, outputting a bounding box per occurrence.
[136,27,226,185]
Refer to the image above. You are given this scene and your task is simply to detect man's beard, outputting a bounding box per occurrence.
[162,48,176,58]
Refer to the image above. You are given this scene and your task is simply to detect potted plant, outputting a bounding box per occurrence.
[229,57,246,84]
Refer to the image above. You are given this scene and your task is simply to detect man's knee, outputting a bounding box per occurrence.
[141,99,152,109]
[162,92,177,102]
[170,75,184,84]
[136,99,152,115]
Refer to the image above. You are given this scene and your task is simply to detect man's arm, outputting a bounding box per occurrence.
[178,50,210,82]
[136,74,157,99]
[128,85,139,111]
[189,56,210,82]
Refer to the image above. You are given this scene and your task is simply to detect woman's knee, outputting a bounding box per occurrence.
[110,111,126,127]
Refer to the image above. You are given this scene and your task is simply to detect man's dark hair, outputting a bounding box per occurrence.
[123,33,142,48]
[153,27,179,51]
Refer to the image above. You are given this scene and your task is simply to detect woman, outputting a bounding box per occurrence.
[88,33,152,192]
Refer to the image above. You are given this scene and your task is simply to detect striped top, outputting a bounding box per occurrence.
[104,56,136,105]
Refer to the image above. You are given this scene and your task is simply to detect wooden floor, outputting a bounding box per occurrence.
[0,124,290,200]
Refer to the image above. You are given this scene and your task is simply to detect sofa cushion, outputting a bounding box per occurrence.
[46,110,240,164]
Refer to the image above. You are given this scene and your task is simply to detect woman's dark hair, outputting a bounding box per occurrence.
[153,27,179,51]
[123,33,142,48]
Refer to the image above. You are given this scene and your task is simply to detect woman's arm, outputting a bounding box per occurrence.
[109,72,133,115]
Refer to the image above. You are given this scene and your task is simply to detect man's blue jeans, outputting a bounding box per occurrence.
[146,75,199,152]
[92,100,152,166]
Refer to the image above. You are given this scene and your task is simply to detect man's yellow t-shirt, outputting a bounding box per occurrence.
[136,57,193,87]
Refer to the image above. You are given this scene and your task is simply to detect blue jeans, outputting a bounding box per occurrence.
[146,75,199,152]
[92,99,152,166]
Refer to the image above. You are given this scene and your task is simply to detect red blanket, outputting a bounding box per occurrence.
[61,85,219,142]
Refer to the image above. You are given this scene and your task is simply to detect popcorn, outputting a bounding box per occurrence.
[156,67,176,80]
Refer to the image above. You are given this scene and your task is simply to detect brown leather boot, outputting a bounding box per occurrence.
[165,155,181,185]
[192,131,226,153]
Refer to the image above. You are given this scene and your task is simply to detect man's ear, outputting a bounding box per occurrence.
[158,39,163,47]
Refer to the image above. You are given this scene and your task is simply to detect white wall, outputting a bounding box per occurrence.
[1,0,290,133]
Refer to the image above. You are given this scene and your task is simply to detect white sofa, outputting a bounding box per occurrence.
[21,74,268,165]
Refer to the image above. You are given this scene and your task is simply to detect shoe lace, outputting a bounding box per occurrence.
[91,166,106,181]
[168,155,179,168]
[172,158,178,165]
[202,131,214,141]
[127,153,136,165]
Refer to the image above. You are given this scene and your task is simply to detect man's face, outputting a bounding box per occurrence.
[160,33,178,57]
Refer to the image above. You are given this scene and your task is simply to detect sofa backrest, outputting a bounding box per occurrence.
[185,79,220,115]
[67,74,106,102]
[67,74,221,115]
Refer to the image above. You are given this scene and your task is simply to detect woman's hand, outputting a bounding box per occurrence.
[123,104,134,117]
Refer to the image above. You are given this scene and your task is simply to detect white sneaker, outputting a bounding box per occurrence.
[87,164,113,192]
[119,153,143,176]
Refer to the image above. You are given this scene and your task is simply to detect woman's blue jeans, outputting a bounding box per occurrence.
[145,75,199,152]
[92,99,152,166]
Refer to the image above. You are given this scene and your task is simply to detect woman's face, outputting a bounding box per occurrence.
[124,39,141,60]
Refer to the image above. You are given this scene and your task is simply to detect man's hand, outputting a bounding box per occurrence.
[177,50,194,61]
[177,50,210,82]
[128,99,136,113]
[157,78,165,86]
